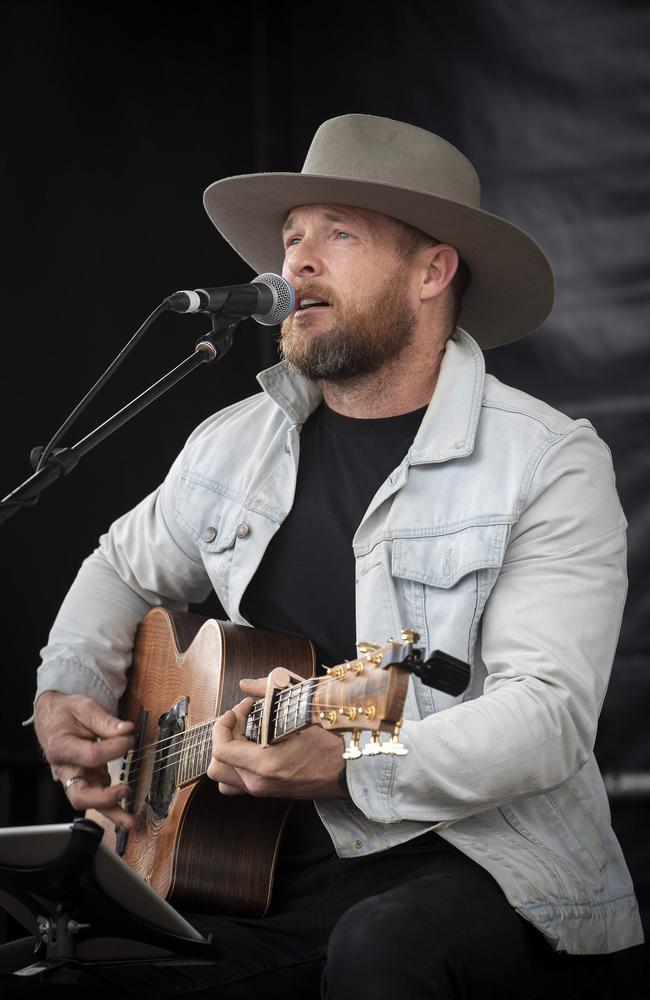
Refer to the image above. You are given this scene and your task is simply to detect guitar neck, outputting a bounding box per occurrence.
[175,719,216,785]
[245,676,317,745]
[171,677,317,786]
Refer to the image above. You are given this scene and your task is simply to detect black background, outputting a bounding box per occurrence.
[0,0,648,990]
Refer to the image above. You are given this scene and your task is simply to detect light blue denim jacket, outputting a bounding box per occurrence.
[37,330,643,954]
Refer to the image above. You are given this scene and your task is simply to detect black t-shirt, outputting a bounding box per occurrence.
[240,401,427,856]
[241,401,427,669]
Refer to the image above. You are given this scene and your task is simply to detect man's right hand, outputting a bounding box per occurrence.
[34,691,136,830]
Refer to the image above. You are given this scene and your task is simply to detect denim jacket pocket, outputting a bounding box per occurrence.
[391,524,509,714]
[391,522,509,588]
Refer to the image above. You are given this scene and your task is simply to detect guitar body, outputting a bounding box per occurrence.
[88,608,315,917]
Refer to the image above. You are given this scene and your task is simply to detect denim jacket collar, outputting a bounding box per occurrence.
[256,329,485,464]
[256,361,322,426]
[408,330,485,465]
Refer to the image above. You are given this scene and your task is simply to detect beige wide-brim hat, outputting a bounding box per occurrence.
[203,114,554,348]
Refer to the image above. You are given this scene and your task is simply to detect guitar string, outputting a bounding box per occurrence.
[122,647,394,771]
[120,651,399,789]
[121,680,315,768]
[122,668,369,768]
[122,671,387,786]
[122,689,366,785]
[122,696,389,789]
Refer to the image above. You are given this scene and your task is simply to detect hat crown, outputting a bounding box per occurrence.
[302,114,481,210]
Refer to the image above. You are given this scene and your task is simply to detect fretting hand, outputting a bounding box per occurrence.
[208,678,347,799]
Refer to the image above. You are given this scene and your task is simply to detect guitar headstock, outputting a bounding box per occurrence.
[312,629,420,758]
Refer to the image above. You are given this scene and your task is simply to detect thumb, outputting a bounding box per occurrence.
[82,700,134,739]
[239,677,267,698]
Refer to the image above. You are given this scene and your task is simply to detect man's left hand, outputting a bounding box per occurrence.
[207,678,347,798]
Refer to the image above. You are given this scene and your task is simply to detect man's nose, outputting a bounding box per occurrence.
[283,236,324,279]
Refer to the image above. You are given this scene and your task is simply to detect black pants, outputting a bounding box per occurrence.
[0,831,610,998]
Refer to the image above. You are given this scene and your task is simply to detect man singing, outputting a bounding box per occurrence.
[31,115,642,997]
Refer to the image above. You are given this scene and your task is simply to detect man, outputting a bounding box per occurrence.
[30,115,642,997]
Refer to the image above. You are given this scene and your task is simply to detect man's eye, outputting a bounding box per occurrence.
[286,236,301,247]
[335,231,352,240]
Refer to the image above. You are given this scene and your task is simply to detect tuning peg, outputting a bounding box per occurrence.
[356,641,379,654]
[400,628,420,644]
[380,737,408,756]
[379,719,408,756]
[361,732,383,756]
[342,730,362,760]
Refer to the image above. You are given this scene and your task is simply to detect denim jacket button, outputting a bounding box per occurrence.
[235,522,250,539]
[201,526,217,543]
[353,839,363,850]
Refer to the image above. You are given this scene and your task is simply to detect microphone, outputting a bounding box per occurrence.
[165,273,294,326]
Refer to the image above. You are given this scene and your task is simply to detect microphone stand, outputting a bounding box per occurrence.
[0,318,237,526]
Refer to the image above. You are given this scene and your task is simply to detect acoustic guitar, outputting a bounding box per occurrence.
[89,607,468,917]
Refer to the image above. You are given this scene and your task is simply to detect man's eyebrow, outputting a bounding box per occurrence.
[282,209,364,234]
[325,210,354,222]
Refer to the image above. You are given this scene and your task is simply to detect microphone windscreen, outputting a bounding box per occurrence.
[252,273,295,326]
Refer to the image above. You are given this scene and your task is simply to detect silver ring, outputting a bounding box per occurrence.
[64,775,84,791]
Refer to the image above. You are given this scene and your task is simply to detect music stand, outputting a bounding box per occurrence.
[0,818,221,983]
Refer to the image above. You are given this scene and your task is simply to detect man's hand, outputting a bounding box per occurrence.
[34,691,136,830]
[207,678,347,799]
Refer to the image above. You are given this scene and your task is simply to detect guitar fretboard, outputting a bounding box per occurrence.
[160,677,317,786]
[176,720,214,784]
[246,677,317,744]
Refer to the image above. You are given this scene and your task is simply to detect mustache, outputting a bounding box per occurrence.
[292,283,339,308]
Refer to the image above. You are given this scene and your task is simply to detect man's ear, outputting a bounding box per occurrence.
[419,244,459,302]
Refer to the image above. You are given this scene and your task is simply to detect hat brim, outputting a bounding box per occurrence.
[203,173,554,348]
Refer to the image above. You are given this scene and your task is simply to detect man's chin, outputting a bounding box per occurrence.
[280,321,336,368]
[281,342,383,383]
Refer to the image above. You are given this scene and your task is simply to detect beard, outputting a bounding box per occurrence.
[279,267,416,382]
